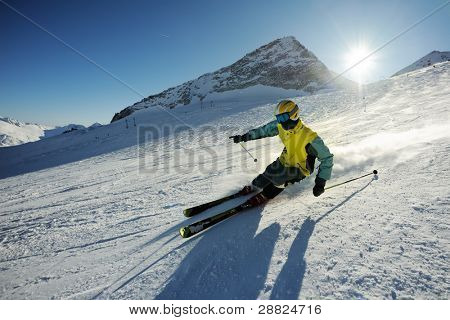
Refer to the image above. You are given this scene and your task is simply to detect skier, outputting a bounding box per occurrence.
[229,99,334,205]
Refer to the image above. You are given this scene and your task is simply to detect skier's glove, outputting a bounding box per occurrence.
[229,134,249,143]
[313,177,326,197]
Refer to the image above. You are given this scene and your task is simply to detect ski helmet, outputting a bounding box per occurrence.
[275,100,299,122]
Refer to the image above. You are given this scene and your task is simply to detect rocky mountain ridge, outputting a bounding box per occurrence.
[111,36,352,122]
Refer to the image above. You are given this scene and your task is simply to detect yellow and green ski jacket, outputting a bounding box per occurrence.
[246,120,333,181]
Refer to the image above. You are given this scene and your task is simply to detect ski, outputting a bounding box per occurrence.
[183,185,254,217]
[179,192,267,238]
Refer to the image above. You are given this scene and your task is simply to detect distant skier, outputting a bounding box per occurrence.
[229,99,333,205]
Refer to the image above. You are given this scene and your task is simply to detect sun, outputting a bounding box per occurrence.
[344,44,375,83]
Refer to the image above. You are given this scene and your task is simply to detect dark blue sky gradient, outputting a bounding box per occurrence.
[1,0,448,125]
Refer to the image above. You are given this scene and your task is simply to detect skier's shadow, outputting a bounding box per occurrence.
[270,180,374,299]
[156,203,280,299]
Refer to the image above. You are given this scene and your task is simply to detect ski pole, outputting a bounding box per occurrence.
[239,142,258,162]
[325,170,378,190]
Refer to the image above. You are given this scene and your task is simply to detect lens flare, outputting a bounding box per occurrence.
[344,45,375,83]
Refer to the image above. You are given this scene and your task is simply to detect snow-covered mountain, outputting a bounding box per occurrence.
[111,36,353,122]
[0,117,52,147]
[392,50,450,77]
[89,122,103,129]
[0,117,102,147]
[0,61,448,299]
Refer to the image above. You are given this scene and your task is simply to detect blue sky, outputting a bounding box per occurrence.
[1,0,448,126]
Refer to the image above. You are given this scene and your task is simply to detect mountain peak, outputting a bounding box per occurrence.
[273,35,298,45]
[111,37,350,122]
[267,36,298,46]
[392,50,450,77]
[236,36,317,69]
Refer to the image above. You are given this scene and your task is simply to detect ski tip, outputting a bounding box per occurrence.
[183,209,192,217]
[179,227,191,238]
[239,185,253,195]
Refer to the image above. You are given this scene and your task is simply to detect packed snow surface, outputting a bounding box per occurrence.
[0,62,448,299]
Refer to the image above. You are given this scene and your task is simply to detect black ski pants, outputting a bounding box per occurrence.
[252,158,306,199]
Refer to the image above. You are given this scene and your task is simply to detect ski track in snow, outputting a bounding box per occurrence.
[0,63,449,299]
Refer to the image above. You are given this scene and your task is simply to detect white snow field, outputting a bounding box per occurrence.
[0,62,448,300]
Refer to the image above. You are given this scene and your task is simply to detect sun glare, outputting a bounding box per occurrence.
[344,45,375,83]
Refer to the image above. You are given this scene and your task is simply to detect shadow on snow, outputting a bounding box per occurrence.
[270,179,374,299]
[156,204,279,299]
[157,179,374,299]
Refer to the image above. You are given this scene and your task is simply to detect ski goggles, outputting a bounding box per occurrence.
[275,105,299,123]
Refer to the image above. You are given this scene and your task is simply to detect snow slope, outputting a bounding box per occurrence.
[392,50,450,77]
[0,62,448,299]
